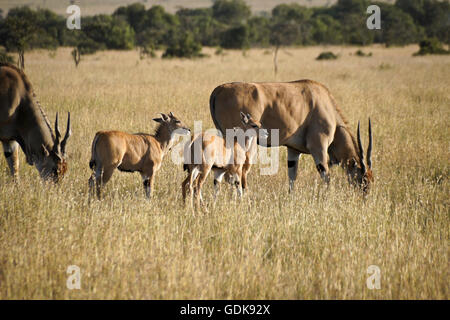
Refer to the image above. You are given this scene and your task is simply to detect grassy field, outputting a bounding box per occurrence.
[0,0,395,15]
[0,45,448,299]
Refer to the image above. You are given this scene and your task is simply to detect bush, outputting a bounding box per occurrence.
[176,8,222,47]
[76,36,105,55]
[139,45,156,59]
[355,49,372,57]
[0,47,14,63]
[212,0,251,25]
[0,7,64,51]
[376,3,423,46]
[414,38,449,56]
[162,31,203,58]
[215,46,224,56]
[82,15,135,50]
[316,51,338,60]
[220,24,249,49]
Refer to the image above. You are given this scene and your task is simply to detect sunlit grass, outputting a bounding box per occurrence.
[0,45,448,299]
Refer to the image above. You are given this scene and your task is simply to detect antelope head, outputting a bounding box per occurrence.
[40,112,71,182]
[153,112,191,139]
[349,118,373,193]
[240,112,269,140]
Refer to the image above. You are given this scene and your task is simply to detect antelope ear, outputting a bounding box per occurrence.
[160,113,170,121]
[246,113,253,120]
[240,111,248,124]
[169,112,174,118]
[153,117,163,123]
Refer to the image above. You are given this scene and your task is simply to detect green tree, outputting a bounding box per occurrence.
[247,16,271,47]
[220,24,249,49]
[271,4,314,45]
[82,15,135,50]
[212,0,251,25]
[310,14,343,45]
[162,31,203,58]
[177,8,223,46]
[328,0,374,45]
[137,6,179,49]
[375,3,423,46]
[114,3,147,32]
[396,0,450,45]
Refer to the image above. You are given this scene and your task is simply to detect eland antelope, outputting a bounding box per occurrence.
[209,80,374,193]
[0,63,71,182]
[182,112,269,209]
[88,112,190,199]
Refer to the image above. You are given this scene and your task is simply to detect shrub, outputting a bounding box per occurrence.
[413,38,449,56]
[0,47,14,63]
[76,36,105,55]
[355,49,372,57]
[139,45,156,59]
[316,51,338,60]
[162,31,203,58]
[215,46,224,56]
[82,15,135,50]
[212,0,251,25]
[220,24,249,49]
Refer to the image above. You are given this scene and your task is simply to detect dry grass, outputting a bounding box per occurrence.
[0,45,448,299]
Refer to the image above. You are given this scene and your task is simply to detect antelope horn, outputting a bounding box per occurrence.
[357,121,366,173]
[61,112,71,156]
[53,113,61,152]
[367,117,372,169]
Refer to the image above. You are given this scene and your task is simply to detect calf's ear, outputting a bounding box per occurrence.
[240,111,249,124]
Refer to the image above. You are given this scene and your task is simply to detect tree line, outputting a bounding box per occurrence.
[0,0,448,60]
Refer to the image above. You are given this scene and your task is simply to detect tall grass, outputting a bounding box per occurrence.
[0,45,448,299]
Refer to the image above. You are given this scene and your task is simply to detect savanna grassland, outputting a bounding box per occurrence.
[0,45,448,299]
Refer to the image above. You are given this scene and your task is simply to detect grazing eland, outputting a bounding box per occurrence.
[0,63,71,182]
[209,80,373,193]
[182,111,269,209]
[88,112,190,199]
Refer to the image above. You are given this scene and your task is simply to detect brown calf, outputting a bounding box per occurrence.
[89,112,190,199]
[182,112,268,209]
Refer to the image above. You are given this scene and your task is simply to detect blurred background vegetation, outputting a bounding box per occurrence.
[0,0,448,59]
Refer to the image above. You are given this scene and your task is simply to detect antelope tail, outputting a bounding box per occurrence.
[209,89,225,135]
[89,133,100,170]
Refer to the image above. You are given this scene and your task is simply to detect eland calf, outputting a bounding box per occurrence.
[89,112,190,199]
[182,112,268,209]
